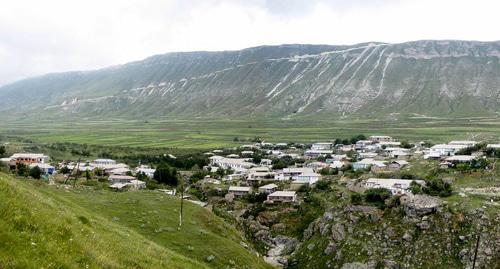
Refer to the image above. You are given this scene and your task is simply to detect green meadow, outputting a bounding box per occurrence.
[0,116,499,149]
[0,174,271,269]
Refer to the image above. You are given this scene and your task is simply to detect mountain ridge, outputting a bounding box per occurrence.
[1,40,500,120]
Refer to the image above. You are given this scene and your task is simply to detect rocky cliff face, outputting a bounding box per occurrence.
[1,41,500,119]
[278,195,499,269]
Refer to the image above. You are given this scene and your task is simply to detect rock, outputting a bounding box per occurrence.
[206,255,215,262]
[484,247,493,256]
[341,262,370,269]
[459,249,468,258]
[386,227,396,238]
[384,259,400,269]
[458,235,467,241]
[324,241,337,255]
[416,221,430,230]
[307,243,316,251]
[331,223,346,242]
[402,232,412,242]
[224,192,235,203]
[400,194,442,217]
[320,223,331,236]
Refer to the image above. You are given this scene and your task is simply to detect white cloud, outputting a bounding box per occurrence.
[0,0,498,85]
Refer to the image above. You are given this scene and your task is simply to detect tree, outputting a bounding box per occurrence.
[364,188,392,208]
[29,166,43,179]
[59,166,71,174]
[350,193,363,205]
[423,178,452,197]
[0,145,5,157]
[16,163,30,177]
[154,164,178,186]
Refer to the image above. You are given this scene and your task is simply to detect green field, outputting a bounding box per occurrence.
[0,174,272,269]
[1,116,499,149]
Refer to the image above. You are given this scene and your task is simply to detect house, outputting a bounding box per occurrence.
[212,149,224,154]
[29,163,56,175]
[224,173,243,181]
[306,161,329,170]
[327,154,349,161]
[108,175,145,190]
[369,136,393,143]
[247,167,275,184]
[355,140,374,150]
[445,155,477,163]
[311,142,333,150]
[449,141,477,147]
[428,144,467,157]
[304,150,333,158]
[378,141,402,148]
[358,152,378,160]
[92,159,116,166]
[388,160,409,170]
[486,144,500,149]
[260,158,273,166]
[241,151,254,156]
[108,167,131,175]
[108,175,136,183]
[329,161,345,169]
[228,186,252,197]
[209,156,255,173]
[227,154,240,158]
[390,150,410,159]
[352,158,386,171]
[135,165,156,178]
[258,183,278,194]
[364,178,425,195]
[8,153,49,166]
[294,172,321,185]
[267,191,297,203]
[277,167,315,180]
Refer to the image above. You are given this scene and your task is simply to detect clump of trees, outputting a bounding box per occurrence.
[153,164,178,186]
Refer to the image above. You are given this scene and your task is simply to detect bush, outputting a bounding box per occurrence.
[314,180,330,191]
[364,188,392,207]
[423,178,452,197]
[29,166,43,179]
[350,193,363,205]
[153,164,178,186]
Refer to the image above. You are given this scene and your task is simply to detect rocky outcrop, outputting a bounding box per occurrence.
[400,194,442,217]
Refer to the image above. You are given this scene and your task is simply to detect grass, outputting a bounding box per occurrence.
[0,174,272,269]
[0,116,499,149]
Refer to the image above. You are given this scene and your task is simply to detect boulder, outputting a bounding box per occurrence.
[400,194,442,217]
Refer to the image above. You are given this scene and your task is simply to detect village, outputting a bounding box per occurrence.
[1,136,499,207]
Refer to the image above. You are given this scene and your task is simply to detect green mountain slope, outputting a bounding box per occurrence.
[0,174,271,269]
[0,40,499,119]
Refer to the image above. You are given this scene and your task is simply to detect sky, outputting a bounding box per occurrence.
[1,0,499,86]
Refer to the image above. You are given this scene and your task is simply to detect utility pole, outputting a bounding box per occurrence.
[179,176,184,228]
[472,233,480,269]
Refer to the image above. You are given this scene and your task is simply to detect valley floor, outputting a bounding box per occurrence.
[0,116,499,149]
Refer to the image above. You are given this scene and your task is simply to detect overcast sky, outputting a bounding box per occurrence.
[1,0,499,86]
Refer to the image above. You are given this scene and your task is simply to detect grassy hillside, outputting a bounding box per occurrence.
[0,174,272,269]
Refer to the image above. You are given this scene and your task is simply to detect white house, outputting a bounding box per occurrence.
[445,155,477,163]
[29,163,56,174]
[108,175,145,190]
[449,141,477,147]
[486,144,500,149]
[92,159,116,166]
[364,178,425,195]
[369,136,393,143]
[258,183,278,194]
[228,186,252,196]
[209,156,255,173]
[276,167,315,180]
[304,150,333,158]
[428,144,467,157]
[352,159,386,171]
[294,172,321,185]
[267,191,297,203]
[135,165,156,178]
[311,142,333,150]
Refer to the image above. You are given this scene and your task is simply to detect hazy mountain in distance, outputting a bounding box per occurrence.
[1,40,499,120]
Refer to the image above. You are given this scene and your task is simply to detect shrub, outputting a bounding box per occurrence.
[423,178,452,197]
[364,188,392,207]
[314,180,330,191]
[350,193,363,205]
[29,166,43,179]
